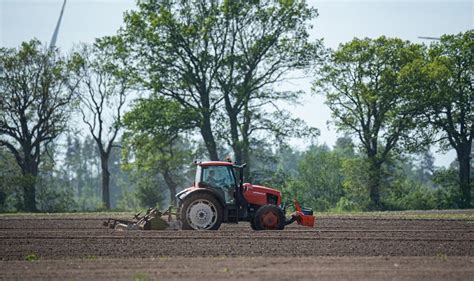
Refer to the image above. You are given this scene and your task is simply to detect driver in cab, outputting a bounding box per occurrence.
[206,170,219,187]
[204,169,234,204]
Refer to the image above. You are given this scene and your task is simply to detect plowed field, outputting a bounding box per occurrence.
[0,211,473,280]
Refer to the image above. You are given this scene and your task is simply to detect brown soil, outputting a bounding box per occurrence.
[0,213,472,280]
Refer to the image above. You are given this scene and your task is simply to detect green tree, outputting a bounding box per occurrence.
[296,145,344,211]
[402,31,473,207]
[0,147,22,211]
[122,96,197,205]
[314,37,423,209]
[333,135,356,157]
[340,157,371,210]
[73,42,131,209]
[214,0,320,171]
[60,133,104,211]
[115,0,225,160]
[114,0,318,165]
[72,135,102,210]
[0,40,78,211]
[415,150,435,185]
[432,165,462,209]
[35,142,76,212]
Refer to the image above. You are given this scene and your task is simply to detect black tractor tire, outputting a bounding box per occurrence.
[180,193,223,230]
[253,204,286,231]
[250,218,257,230]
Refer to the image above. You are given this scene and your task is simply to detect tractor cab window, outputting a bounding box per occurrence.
[201,166,235,204]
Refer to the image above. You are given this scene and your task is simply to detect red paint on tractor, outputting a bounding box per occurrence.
[242,183,282,206]
[261,211,278,229]
[199,161,234,167]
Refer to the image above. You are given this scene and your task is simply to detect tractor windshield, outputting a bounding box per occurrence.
[201,166,236,204]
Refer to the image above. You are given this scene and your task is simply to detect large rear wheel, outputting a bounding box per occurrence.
[180,193,223,230]
[249,219,257,230]
[253,204,286,230]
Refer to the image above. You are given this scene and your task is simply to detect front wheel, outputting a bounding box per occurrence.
[180,193,223,230]
[253,204,286,230]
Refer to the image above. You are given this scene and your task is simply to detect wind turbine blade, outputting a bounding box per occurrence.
[50,0,67,49]
[418,36,441,41]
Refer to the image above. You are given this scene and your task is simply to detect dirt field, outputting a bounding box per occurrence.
[0,211,473,280]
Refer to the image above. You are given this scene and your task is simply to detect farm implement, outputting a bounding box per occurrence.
[104,161,315,231]
[103,206,181,230]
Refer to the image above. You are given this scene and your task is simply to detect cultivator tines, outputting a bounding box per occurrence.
[103,206,182,231]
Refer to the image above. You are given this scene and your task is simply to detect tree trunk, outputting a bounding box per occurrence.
[241,134,251,181]
[21,168,38,212]
[367,156,382,210]
[457,144,471,208]
[100,154,111,209]
[21,154,38,212]
[162,170,177,206]
[241,104,252,180]
[228,111,243,165]
[200,115,219,161]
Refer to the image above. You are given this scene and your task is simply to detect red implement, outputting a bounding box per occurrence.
[292,200,316,227]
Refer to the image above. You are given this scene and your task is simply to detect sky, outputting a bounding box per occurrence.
[1,0,472,166]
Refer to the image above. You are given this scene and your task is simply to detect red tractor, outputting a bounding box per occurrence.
[176,161,315,230]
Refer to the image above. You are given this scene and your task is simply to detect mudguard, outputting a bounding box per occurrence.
[176,187,226,208]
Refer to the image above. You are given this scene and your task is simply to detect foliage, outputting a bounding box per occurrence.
[132,272,150,281]
[214,0,321,168]
[116,187,141,211]
[72,41,132,209]
[114,0,225,160]
[334,196,363,212]
[122,96,197,206]
[132,171,166,209]
[401,30,473,208]
[384,179,437,210]
[113,0,319,164]
[340,157,371,210]
[25,253,39,261]
[63,134,102,211]
[0,148,22,211]
[278,144,345,211]
[296,145,344,210]
[383,175,462,211]
[314,36,425,209]
[1,15,470,214]
[0,39,79,211]
[432,167,463,209]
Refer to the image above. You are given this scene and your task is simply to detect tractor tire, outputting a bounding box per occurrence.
[253,204,286,231]
[250,218,257,230]
[180,193,223,230]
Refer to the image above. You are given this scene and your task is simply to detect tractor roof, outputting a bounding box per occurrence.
[197,161,234,167]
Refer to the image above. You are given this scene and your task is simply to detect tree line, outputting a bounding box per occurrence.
[0,0,472,212]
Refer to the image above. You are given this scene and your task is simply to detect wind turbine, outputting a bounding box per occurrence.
[50,0,67,50]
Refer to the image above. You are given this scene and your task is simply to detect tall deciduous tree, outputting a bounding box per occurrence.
[215,0,320,170]
[122,96,197,205]
[117,0,225,160]
[403,30,473,207]
[295,144,344,211]
[0,40,78,211]
[314,37,423,209]
[74,42,130,209]
[115,0,318,165]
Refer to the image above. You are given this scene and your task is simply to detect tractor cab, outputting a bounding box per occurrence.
[196,162,237,204]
